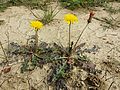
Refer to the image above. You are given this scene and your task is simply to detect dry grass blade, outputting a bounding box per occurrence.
[108,81,114,90]
[93,17,120,29]
[0,41,8,62]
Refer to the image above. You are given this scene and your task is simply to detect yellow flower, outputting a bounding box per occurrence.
[64,14,78,24]
[30,20,43,30]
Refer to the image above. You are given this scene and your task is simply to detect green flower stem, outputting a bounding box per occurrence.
[69,22,71,55]
[73,23,89,50]
[35,29,38,53]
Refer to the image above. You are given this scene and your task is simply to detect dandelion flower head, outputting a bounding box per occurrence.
[30,20,43,30]
[64,14,78,24]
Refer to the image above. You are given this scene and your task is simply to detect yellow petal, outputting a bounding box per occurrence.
[30,20,43,30]
[64,14,78,24]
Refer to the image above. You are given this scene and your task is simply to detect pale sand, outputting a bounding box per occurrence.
[0,2,120,90]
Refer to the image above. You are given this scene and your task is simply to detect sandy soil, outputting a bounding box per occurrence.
[0,2,120,90]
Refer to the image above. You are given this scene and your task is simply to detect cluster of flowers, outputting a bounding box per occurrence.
[31,12,94,30]
[30,12,94,53]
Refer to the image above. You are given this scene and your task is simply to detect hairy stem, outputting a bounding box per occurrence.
[73,23,89,50]
[35,30,38,53]
[68,22,71,55]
